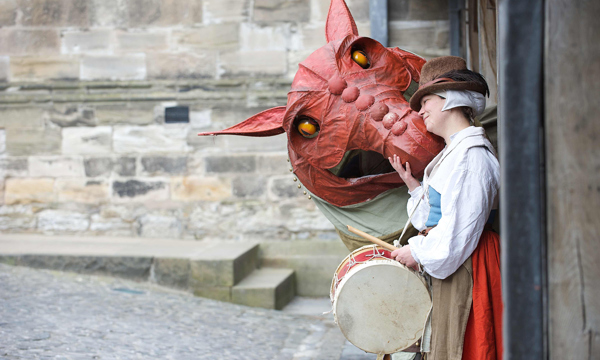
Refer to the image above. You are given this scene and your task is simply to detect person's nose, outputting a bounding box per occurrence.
[418,107,425,117]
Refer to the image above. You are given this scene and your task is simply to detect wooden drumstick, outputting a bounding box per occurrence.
[347,225,398,251]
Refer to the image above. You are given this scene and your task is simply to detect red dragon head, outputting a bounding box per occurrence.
[200,0,444,207]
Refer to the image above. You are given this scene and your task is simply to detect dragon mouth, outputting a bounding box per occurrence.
[326,150,395,180]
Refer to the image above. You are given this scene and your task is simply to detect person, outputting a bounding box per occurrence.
[388,56,503,360]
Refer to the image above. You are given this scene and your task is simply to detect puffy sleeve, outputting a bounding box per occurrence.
[408,149,498,279]
[407,184,429,231]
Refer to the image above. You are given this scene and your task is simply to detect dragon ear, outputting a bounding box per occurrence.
[325,0,359,43]
[198,106,286,137]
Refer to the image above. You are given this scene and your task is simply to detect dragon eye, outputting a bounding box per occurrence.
[296,117,320,138]
[352,50,370,69]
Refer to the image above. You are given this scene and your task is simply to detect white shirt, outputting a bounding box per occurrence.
[407,126,499,279]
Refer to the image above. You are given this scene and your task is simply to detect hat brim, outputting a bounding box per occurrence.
[409,81,487,112]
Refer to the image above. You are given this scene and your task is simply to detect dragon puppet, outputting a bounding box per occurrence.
[200,0,445,251]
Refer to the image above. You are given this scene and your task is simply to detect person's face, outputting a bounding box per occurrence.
[418,94,448,136]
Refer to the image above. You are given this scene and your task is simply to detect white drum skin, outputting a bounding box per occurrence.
[331,247,431,354]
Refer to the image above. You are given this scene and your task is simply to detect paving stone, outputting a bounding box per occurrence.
[0,29,60,56]
[112,179,169,202]
[4,178,55,205]
[56,178,110,204]
[253,0,310,23]
[61,30,112,54]
[81,54,146,81]
[170,176,232,202]
[48,105,96,127]
[29,156,85,177]
[62,126,112,155]
[37,209,90,233]
[205,155,256,173]
[141,156,187,175]
[19,0,89,27]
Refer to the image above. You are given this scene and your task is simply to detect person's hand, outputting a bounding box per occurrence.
[391,245,418,270]
[388,154,420,191]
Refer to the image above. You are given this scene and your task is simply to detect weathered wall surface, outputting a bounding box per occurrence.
[0,0,448,242]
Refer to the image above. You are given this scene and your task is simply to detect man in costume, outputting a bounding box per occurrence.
[390,56,503,360]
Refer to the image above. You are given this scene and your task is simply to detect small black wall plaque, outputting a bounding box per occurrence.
[165,106,190,123]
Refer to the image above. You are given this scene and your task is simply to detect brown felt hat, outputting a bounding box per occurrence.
[409,56,488,112]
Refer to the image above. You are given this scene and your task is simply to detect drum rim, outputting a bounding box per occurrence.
[332,260,432,354]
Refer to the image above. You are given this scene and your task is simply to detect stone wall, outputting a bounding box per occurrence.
[0,0,448,242]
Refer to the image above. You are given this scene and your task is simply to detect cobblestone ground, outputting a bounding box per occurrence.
[0,264,375,360]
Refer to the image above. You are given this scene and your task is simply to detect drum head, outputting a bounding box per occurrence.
[333,261,431,354]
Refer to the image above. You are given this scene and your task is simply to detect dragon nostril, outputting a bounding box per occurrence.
[370,103,389,121]
[391,120,408,136]
[328,76,347,95]
[382,112,399,130]
[342,86,360,103]
[355,94,375,111]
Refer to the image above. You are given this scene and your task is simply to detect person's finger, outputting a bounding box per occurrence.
[405,162,411,173]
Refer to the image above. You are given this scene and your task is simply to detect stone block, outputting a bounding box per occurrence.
[61,30,112,54]
[146,52,217,80]
[193,133,288,153]
[89,214,133,236]
[231,268,295,310]
[37,209,89,233]
[137,214,181,238]
[89,0,128,27]
[203,0,247,24]
[257,153,290,174]
[128,0,202,27]
[253,0,310,23]
[193,286,231,302]
[95,103,155,126]
[29,156,85,177]
[268,176,302,199]
[48,105,96,127]
[0,1,18,26]
[114,157,136,176]
[10,55,80,81]
[174,23,239,50]
[62,126,112,155]
[170,176,231,202]
[219,50,287,76]
[141,156,187,175]
[20,0,89,27]
[6,127,61,156]
[151,258,190,289]
[232,175,266,198]
[113,125,191,154]
[0,158,28,177]
[56,178,109,204]
[0,56,8,82]
[0,107,45,129]
[112,179,169,202]
[205,155,256,173]
[0,215,37,231]
[0,29,60,56]
[115,31,168,52]
[81,54,146,81]
[0,129,5,155]
[239,23,289,51]
[84,157,112,177]
[189,109,212,129]
[4,178,54,205]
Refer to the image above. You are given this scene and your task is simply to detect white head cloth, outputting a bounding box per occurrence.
[433,90,486,117]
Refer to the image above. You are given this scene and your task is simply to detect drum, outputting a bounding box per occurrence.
[330,245,431,355]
